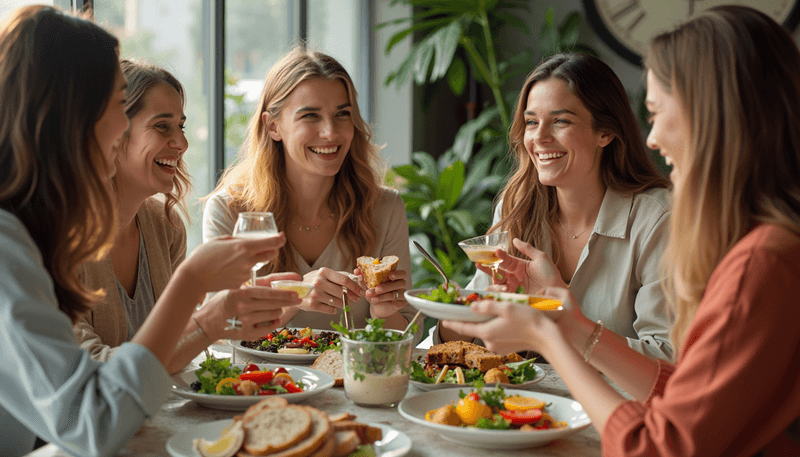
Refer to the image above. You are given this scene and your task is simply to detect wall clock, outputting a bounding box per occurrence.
[583,0,800,66]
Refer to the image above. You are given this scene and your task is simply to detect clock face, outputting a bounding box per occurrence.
[584,0,800,65]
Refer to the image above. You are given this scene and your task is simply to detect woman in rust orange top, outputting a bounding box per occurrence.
[444,6,800,456]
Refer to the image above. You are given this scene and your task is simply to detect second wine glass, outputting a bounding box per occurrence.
[459,231,509,281]
[232,212,279,287]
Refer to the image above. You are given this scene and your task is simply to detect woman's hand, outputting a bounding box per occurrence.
[299,268,364,315]
[356,267,408,319]
[194,273,303,341]
[180,233,286,293]
[478,238,567,294]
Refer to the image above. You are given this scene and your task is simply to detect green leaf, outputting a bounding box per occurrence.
[450,106,500,163]
[420,199,444,221]
[446,56,467,96]
[493,12,530,35]
[445,209,478,236]
[436,161,465,208]
[430,19,463,80]
[413,40,436,85]
[558,12,581,48]
[413,151,440,179]
[434,248,454,274]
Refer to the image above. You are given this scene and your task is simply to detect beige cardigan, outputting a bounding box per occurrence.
[74,197,186,361]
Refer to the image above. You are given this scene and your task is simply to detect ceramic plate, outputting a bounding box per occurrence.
[404,288,563,322]
[229,328,340,364]
[171,363,334,411]
[398,388,591,450]
[410,362,546,391]
[166,419,412,457]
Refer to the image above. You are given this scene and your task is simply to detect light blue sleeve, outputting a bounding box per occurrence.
[0,212,172,457]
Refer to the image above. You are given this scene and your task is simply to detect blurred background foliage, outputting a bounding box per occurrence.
[379,0,599,290]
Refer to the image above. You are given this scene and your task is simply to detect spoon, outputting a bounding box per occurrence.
[412,241,451,291]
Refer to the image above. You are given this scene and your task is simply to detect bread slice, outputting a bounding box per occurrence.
[241,396,289,422]
[425,341,487,366]
[465,351,504,372]
[307,428,336,457]
[503,352,524,363]
[328,412,355,423]
[241,405,311,455]
[311,349,344,387]
[332,421,382,445]
[356,255,399,289]
[332,431,359,457]
[237,407,331,457]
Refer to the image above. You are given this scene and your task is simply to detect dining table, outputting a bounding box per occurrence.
[25,340,629,457]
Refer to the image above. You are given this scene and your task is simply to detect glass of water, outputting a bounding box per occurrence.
[231,212,279,287]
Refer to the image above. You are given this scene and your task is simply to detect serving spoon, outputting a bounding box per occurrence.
[412,241,451,291]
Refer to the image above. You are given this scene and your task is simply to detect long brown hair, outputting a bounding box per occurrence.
[646,6,800,349]
[497,53,669,263]
[0,6,120,322]
[211,47,381,273]
[118,59,191,225]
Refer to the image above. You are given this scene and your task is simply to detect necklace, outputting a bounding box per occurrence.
[557,214,593,239]
[295,213,334,232]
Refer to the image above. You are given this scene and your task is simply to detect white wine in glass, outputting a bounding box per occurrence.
[232,212,279,287]
[459,231,509,280]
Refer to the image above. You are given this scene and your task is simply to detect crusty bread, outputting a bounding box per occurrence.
[307,428,336,457]
[331,431,359,457]
[241,396,289,422]
[425,341,489,367]
[241,405,311,455]
[465,351,503,372]
[356,255,399,289]
[311,349,344,387]
[332,421,383,445]
[327,412,355,423]
[238,407,331,457]
[503,352,525,364]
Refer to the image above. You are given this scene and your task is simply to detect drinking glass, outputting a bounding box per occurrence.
[232,212,279,287]
[458,231,509,280]
[341,331,413,408]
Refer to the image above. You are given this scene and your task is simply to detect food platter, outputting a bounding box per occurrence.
[165,420,412,457]
[228,327,339,364]
[398,388,591,450]
[410,362,546,391]
[404,288,563,322]
[171,363,334,411]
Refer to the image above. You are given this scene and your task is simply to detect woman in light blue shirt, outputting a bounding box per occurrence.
[438,53,674,361]
[0,6,284,456]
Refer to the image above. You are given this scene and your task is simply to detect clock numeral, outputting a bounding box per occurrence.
[610,0,647,35]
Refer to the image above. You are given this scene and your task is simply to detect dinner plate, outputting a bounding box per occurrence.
[171,363,334,411]
[404,288,563,322]
[409,362,546,391]
[165,419,412,457]
[398,388,591,450]
[229,328,340,364]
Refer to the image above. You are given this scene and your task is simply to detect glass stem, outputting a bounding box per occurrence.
[251,268,258,288]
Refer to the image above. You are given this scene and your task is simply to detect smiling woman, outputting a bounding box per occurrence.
[203,47,422,341]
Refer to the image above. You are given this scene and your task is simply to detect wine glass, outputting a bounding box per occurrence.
[458,231,509,281]
[232,212,279,287]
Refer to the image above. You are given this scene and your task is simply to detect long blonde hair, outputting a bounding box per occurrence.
[0,6,120,322]
[211,47,381,273]
[118,59,191,225]
[646,6,800,350]
[497,53,669,264]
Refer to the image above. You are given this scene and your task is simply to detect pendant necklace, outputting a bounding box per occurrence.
[557,214,593,239]
[296,213,334,231]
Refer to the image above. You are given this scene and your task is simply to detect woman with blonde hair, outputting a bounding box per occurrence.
[0,6,283,455]
[445,6,800,455]
[204,47,419,334]
[438,53,673,361]
[74,60,301,374]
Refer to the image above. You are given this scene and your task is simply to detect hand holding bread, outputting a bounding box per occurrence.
[355,256,409,319]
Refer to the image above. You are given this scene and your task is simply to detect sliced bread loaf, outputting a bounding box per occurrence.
[311,349,344,387]
[241,405,311,455]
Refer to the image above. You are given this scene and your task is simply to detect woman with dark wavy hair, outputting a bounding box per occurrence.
[74,60,301,374]
[439,53,673,361]
[0,6,284,455]
[204,47,420,335]
[446,6,800,456]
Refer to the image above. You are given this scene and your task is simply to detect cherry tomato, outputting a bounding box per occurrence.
[499,408,543,424]
[292,338,300,343]
[300,336,311,345]
[243,363,260,373]
[266,334,274,340]
[239,371,274,384]
[306,340,319,348]
[465,392,480,402]
[465,293,479,303]
[273,367,289,375]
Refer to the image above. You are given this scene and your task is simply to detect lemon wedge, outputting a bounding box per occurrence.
[193,420,244,457]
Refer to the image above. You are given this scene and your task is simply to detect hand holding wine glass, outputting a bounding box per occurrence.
[232,212,280,287]
[459,231,509,282]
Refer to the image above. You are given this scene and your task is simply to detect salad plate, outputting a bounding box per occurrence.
[171,363,334,411]
[229,327,339,364]
[409,362,546,391]
[405,288,563,322]
[398,388,591,450]
[166,420,412,457]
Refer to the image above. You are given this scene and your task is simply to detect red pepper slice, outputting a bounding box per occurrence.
[284,381,303,394]
[499,408,543,424]
[306,340,319,348]
[465,293,479,303]
[243,363,260,373]
[465,392,480,402]
[266,333,274,340]
[239,371,274,384]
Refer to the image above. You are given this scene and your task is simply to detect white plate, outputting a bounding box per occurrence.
[404,288,563,322]
[171,363,334,411]
[410,363,546,391]
[166,419,411,457]
[229,328,340,364]
[398,388,591,450]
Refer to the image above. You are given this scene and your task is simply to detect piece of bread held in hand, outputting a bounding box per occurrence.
[356,255,399,289]
[312,349,344,387]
